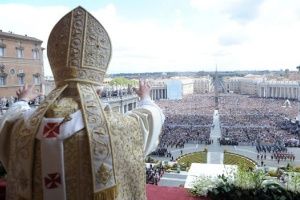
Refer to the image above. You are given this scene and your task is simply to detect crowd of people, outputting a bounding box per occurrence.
[150,148,170,157]
[156,94,214,150]
[158,94,215,116]
[156,93,300,150]
[146,164,164,185]
[218,94,298,118]
[0,96,16,108]
[0,96,46,115]
[218,94,300,146]
[159,126,211,148]
[256,144,296,165]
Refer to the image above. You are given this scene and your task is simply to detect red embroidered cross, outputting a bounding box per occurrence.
[44,173,61,189]
[43,123,60,138]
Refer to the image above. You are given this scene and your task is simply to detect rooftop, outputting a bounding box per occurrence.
[0,30,42,43]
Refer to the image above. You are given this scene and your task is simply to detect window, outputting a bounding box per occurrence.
[0,39,5,57]
[17,72,25,85]
[0,76,6,86]
[0,64,7,85]
[0,47,4,57]
[33,74,41,84]
[18,76,25,85]
[32,49,39,59]
[17,48,24,58]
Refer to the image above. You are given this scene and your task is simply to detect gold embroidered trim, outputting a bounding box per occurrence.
[48,6,111,87]
[61,78,104,86]
[93,186,117,200]
[7,85,68,199]
[77,83,116,194]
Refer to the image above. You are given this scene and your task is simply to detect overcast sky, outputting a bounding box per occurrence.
[1,0,300,75]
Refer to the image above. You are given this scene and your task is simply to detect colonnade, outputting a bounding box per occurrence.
[150,88,167,100]
[102,95,138,114]
[259,85,299,100]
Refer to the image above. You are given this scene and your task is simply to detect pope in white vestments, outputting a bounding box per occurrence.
[0,6,164,200]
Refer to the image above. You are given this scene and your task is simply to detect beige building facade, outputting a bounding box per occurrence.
[180,78,194,96]
[224,75,263,95]
[44,76,55,95]
[194,76,214,94]
[0,31,44,97]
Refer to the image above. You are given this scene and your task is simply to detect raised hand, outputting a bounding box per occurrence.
[16,84,41,102]
[133,79,151,100]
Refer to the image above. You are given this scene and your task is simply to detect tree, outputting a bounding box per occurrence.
[109,77,137,86]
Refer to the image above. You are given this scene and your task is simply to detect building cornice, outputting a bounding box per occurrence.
[0,31,42,43]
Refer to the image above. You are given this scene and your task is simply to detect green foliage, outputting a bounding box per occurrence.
[285,166,300,173]
[145,156,158,163]
[164,164,173,172]
[205,170,300,200]
[109,77,137,86]
[293,167,300,173]
[179,164,187,171]
[164,164,171,169]
[207,182,300,200]
[208,181,238,200]
[190,164,300,200]
[268,170,278,177]
[289,172,300,192]
[177,151,207,165]
[224,152,256,169]
[171,163,178,170]
[235,163,264,189]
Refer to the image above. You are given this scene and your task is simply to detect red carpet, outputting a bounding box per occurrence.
[146,184,209,200]
[0,181,209,200]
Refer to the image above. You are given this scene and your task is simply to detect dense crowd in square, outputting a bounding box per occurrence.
[156,93,300,153]
[218,94,299,146]
[156,94,214,151]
